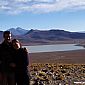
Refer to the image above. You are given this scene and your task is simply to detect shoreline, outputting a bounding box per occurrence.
[21,39,85,46]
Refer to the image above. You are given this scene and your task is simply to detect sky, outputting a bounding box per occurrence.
[0,0,85,32]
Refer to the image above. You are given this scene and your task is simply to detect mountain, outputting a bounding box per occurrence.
[7,27,28,35]
[25,29,70,40]
[24,29,85,40]
[16,29,85,44]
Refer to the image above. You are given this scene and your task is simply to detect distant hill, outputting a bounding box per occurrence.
[16,29,85,44]
[0,29,85,44]
[7,27,28,35]
[24,29,85,40]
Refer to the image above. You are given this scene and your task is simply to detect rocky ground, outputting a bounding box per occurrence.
[28,49,85,85]
[29,63,85,85]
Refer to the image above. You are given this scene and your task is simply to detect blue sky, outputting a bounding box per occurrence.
[0,0,85,32]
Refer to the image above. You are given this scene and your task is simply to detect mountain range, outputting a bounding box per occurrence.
[0,28,85,44]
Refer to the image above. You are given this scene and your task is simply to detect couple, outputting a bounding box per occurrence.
[0,31,29,85]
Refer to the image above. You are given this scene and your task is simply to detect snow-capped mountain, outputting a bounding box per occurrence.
[7,27,28,35]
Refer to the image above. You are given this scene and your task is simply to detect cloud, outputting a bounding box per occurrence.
[0,0,85,14]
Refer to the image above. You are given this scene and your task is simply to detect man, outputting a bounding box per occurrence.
[0,31,16,85]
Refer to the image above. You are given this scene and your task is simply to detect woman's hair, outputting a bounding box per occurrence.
[12,39,19,43]
[12,39,22,48]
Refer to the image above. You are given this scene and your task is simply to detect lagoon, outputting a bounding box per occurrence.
[23,44,85,53]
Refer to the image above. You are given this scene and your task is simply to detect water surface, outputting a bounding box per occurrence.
[23,44,85,53]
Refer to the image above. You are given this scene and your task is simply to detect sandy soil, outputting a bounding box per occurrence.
[29,49,85,64]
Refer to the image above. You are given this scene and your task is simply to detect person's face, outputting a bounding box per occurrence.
[12,41,20,49]
[4,33,11,42]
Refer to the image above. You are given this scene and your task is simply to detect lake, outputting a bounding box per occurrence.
[23,44,85,53]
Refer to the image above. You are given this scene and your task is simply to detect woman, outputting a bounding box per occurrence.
[12,39,30,85]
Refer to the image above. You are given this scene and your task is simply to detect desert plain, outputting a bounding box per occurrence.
[29,49,85,64]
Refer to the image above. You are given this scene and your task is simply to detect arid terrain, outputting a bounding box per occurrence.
[29,49,85,64]
[29,50,85,85]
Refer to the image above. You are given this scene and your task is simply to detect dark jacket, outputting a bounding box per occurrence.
[15,48,29,72]
[14,48,29,85]
[0,41,16,72]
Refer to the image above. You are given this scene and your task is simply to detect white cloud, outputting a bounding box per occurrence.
[15,0,29,2]
[0,0,85,14]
